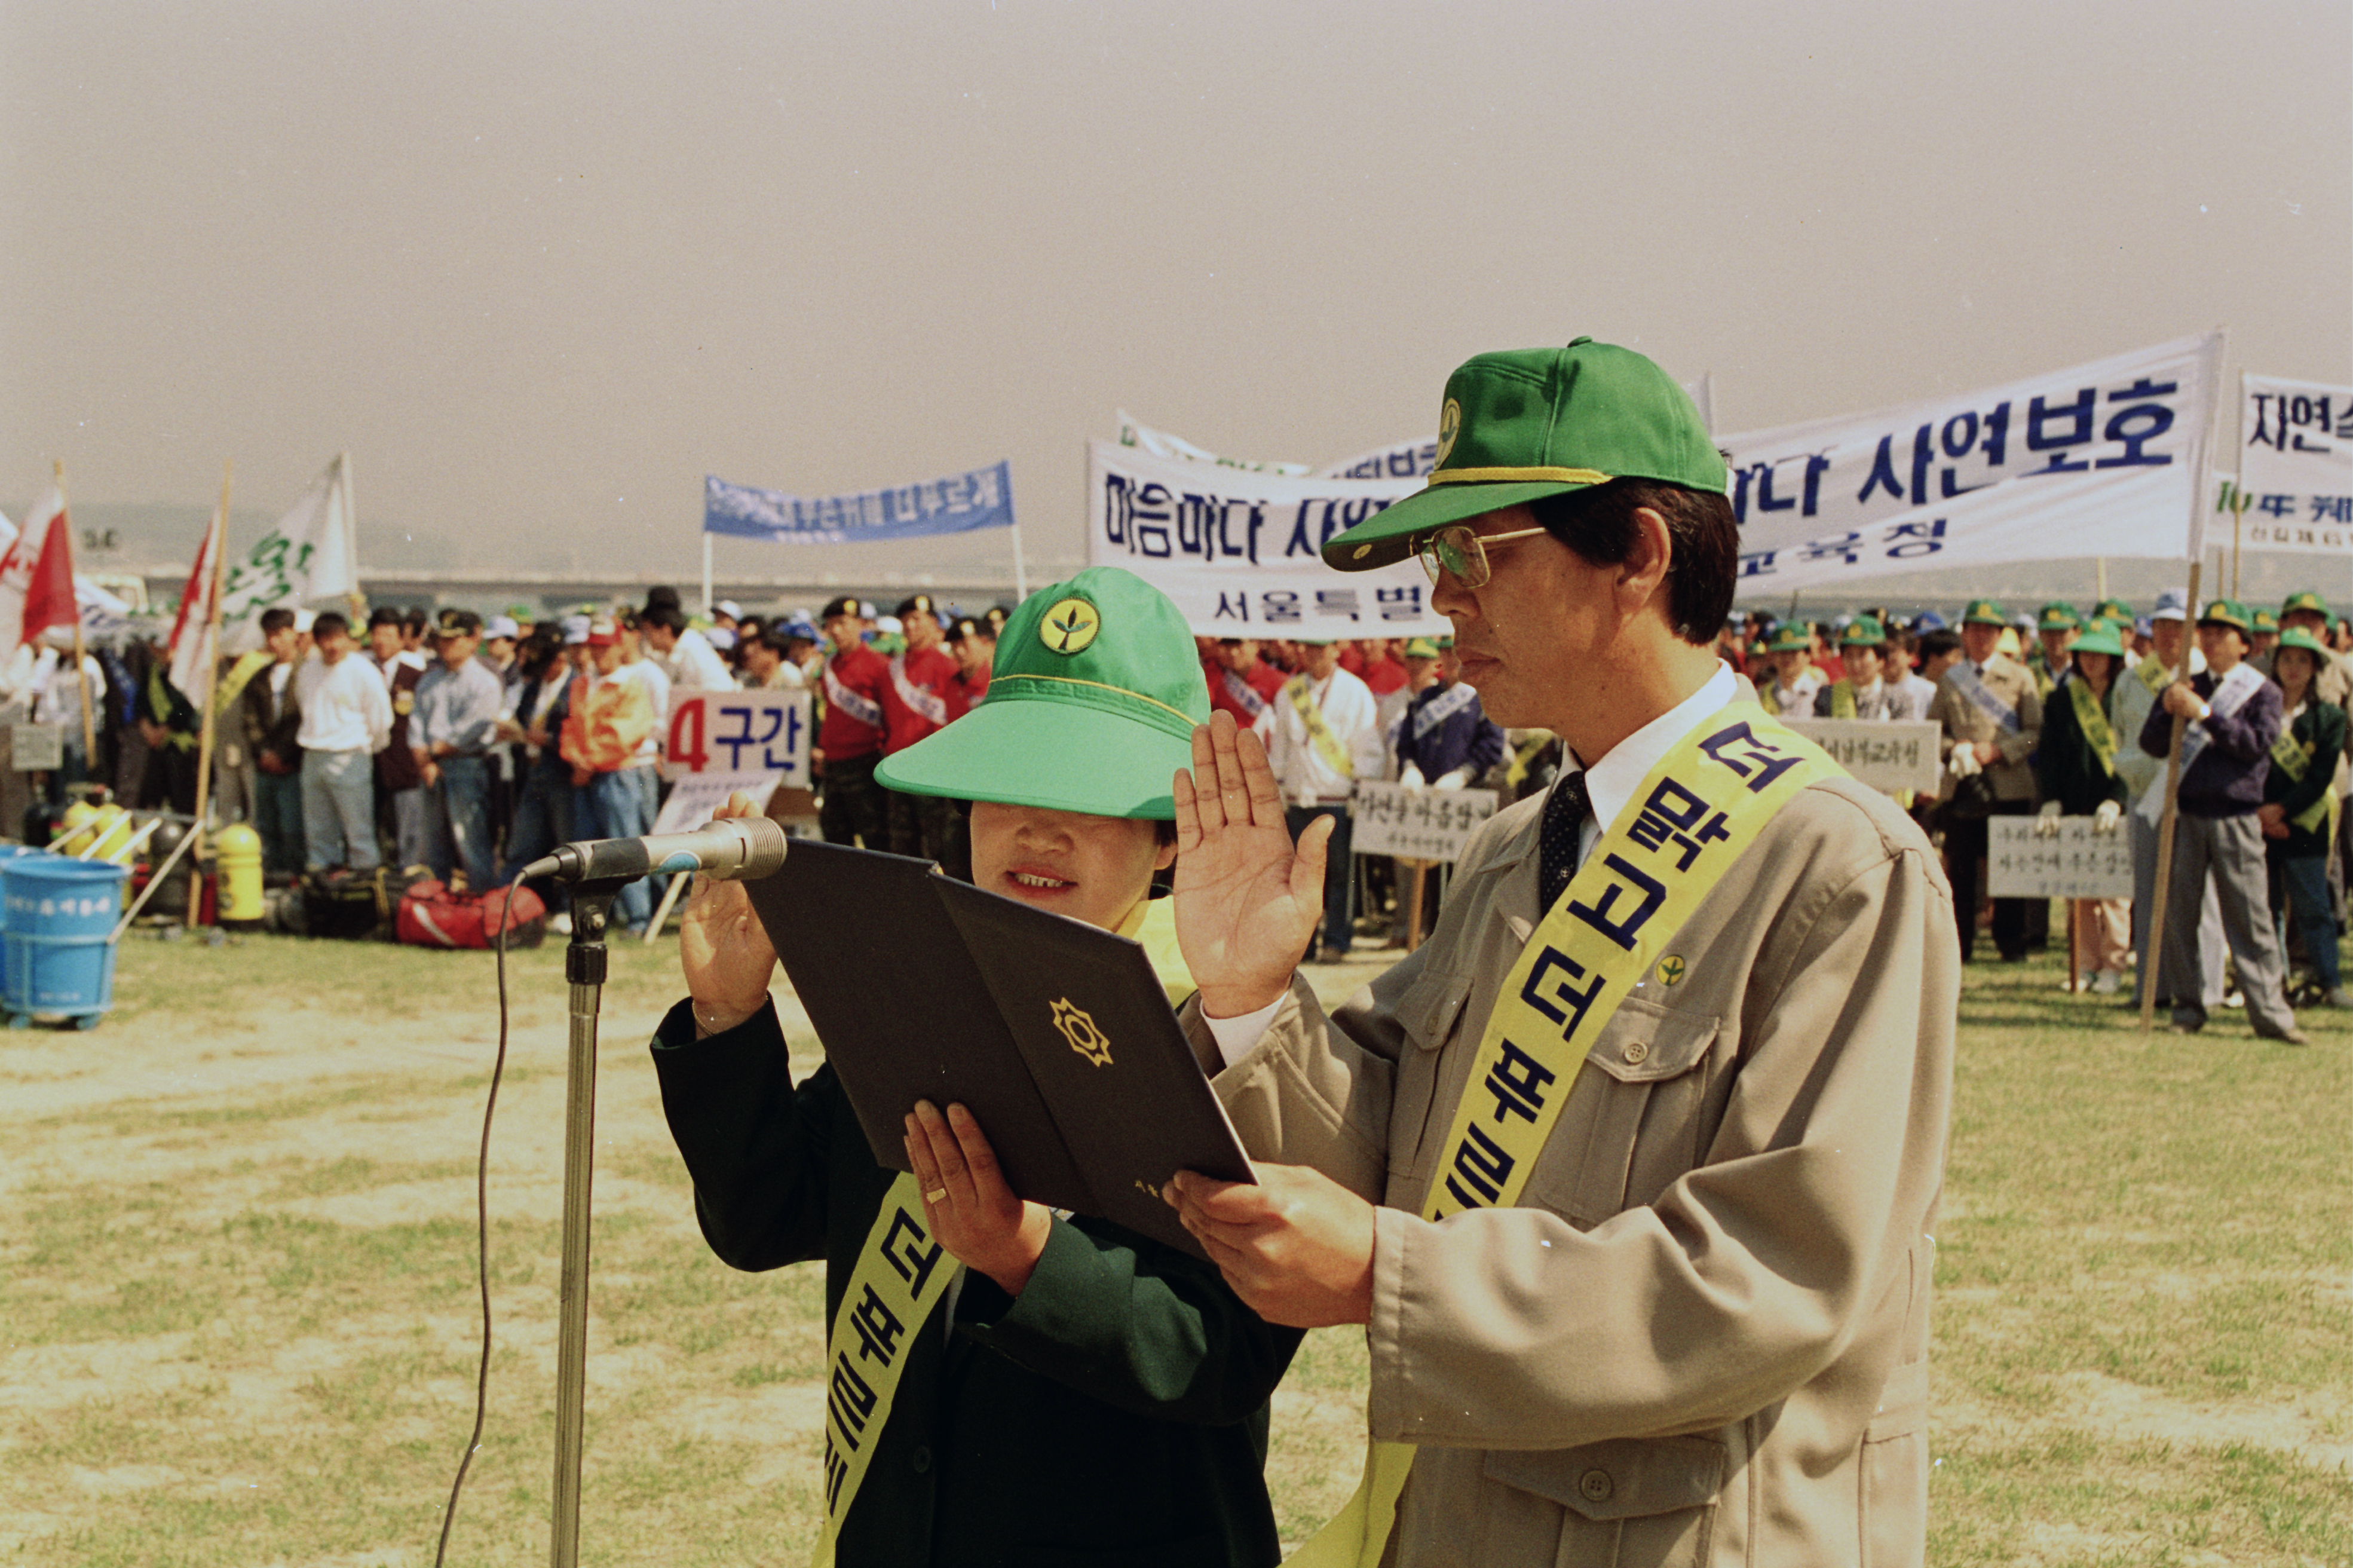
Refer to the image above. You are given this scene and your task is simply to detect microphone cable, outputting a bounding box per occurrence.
[433,882,515,1566]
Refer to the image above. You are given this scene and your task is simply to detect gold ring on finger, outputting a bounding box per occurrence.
[925,1188,949,1204]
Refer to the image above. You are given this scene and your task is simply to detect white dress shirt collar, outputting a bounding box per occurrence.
[1563,660,1740,847]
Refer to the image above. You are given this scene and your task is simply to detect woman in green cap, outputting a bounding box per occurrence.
[2032,622,2132,991]
[651,566,1298,1567]
[2260,628,2348,1007]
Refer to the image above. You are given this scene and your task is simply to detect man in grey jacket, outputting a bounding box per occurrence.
[1163,340,1957,1567]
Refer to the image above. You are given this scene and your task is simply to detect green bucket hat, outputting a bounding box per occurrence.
[2282,590,2331,621]
[2275,627,2331,663]
[1839,615,1887,648]
[875,566,1209,820]
[2036,606,2081,633]
[2069,624,2127,659]
[1320,338,1726,572]
[1766,623,1812,653]
[1962,598,2008,627]
[2197,598,2251,633]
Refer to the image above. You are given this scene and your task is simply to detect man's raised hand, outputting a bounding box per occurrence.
[1172,712,1326,1018]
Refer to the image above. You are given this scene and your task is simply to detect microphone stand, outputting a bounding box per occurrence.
[550,877,633,1568]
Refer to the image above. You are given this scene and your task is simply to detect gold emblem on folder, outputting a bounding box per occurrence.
[1052,997,1113,1067]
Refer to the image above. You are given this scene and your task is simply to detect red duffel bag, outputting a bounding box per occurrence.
[396,878,549,950]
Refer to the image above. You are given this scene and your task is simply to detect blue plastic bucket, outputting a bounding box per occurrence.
[3,856,127,1024]
[0,844,50,1003]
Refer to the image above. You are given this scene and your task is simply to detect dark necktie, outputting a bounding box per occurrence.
[1539,770,1593,912]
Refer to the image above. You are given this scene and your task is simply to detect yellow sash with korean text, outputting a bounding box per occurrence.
[2268,727,2335,835]
[813,1174,959,1567]
[1287,702,1843,1568]
[2067,675,2118,776]
[1287,674,1357,780]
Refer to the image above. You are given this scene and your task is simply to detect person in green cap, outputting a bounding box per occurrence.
[1756,620,1825,715]
[2030,622,2132,991]
[1929,597,2045,961]
[2260,627,2349,1007]
[652,567,1301,1566]
[1160,339,1956,1568]
[2032,602,2081,695]
[2139,599,2305,1041]
[2248,606,2281,669]
[1812,614,1919,719]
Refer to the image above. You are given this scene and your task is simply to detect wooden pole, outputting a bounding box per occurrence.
[186,461,234,926]
[2231,506,2244,601]
[1403,860,1427,954]
[2096,558,2109,603]
[2140,559,2203,1033]
[2068,899,2082,994]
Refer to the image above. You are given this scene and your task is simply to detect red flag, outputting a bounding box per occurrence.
[167,508,223,700]
[19,490,76,643]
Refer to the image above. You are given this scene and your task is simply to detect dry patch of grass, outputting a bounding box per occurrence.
[1,933,2345,1564]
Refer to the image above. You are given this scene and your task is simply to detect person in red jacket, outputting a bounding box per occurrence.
[1356,637,1409,697]
[1202,637,1285,736]
[880,593,966,862]
[817,595,893,849]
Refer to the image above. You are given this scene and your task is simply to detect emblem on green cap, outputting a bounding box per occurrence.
[1436,399,1462,466]
[1040,597,1102,655]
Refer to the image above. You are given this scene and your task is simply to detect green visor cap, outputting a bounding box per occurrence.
[2275,627,2331,661]
[1839,615,1887,648]
[2069,625,2127,659]
[2198,599,2251,633]
[1962,598,2008,627]
[2282,590,2331,620]
[1321,339,1727,572]
[874,566,1210,820]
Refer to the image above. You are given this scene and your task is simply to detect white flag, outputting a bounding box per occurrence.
[220,454,359,653]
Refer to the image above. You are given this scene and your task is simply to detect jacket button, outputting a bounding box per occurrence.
[1579,1468,1613,1502]
[1621,1040,1650,1065]
[911,1446,932,1474]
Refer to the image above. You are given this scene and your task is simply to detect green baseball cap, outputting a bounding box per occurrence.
[2036,606,2081,633]
[875,566,1209,820]
[1962,598,2008,627]
[2094,598,2134,624]
[1403,637,1442,659]
[2069,624,2127,659]
[1319,339,1726,572]
[2197,598,2251,633]
[2275,627,2331,662]
[2252,607,2280,633]
[1839,615,1887,648]
[1766,623,1811,653]
[2282,590,2331,620]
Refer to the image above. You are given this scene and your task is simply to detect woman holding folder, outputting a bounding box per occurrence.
[651,567,1300,1567]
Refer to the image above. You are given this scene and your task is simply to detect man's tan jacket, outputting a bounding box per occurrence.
[1185,774,1957,1568]
[1927,653,2042,803]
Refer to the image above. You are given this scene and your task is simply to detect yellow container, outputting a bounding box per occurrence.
[88,805,135,864]
[54,800,100,856]
[215,822,265,923]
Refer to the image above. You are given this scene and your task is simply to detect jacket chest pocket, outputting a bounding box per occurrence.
[1527,993,1721,1228]
[1389,970,1475,1187]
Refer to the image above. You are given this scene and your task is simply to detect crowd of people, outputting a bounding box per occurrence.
[1704,589,2351,1039]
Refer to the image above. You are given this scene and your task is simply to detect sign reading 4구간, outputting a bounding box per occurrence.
[663,689,812,786]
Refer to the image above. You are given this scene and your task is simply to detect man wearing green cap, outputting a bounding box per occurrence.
[2031,604,2080,697]
[1928,599,2045,962]
[1812,615,1919,721]
[1163,340,1957,1567]
[654,567,1301,1566]
[2138,599,2305,1041]
[2248,607,2281,669]
[1755,621,1825,715]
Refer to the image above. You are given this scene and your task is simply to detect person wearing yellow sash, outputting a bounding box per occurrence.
[1810,614,1919,721]
[652,567,1302,1567]
[2028,602,2080,696]
[1267,630,1386,960]
[2259,627,2349,1007]
[1162,339,1959,1568]
[2030,622,2131,992]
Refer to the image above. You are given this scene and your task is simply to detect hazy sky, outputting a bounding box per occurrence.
[3,1,2346,588]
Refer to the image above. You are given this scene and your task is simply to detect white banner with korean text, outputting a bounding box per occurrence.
[2235,375,2353,555]
[1722,334,2223,591]
[1085,439,1450,638]
[1987,816,2134,900]
[661,688,813,788]
[1779,718,1942,794]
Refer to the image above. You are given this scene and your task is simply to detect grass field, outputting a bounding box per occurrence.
[1,926,2348,1565]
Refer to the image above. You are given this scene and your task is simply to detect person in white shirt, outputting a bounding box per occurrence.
[27,630,106,807]
[617,611,673,819]
[295,611,394,871]
[640,604,736,691]
[1267,633,1385,960]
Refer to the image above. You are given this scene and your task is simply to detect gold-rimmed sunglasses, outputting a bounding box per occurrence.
[1415,523,1550,588]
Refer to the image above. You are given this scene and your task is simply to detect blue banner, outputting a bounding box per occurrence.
[704,461,1015,544]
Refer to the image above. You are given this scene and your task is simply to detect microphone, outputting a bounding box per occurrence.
[522,815,791,884]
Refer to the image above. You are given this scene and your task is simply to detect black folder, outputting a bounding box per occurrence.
[746,838,1254,1260]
